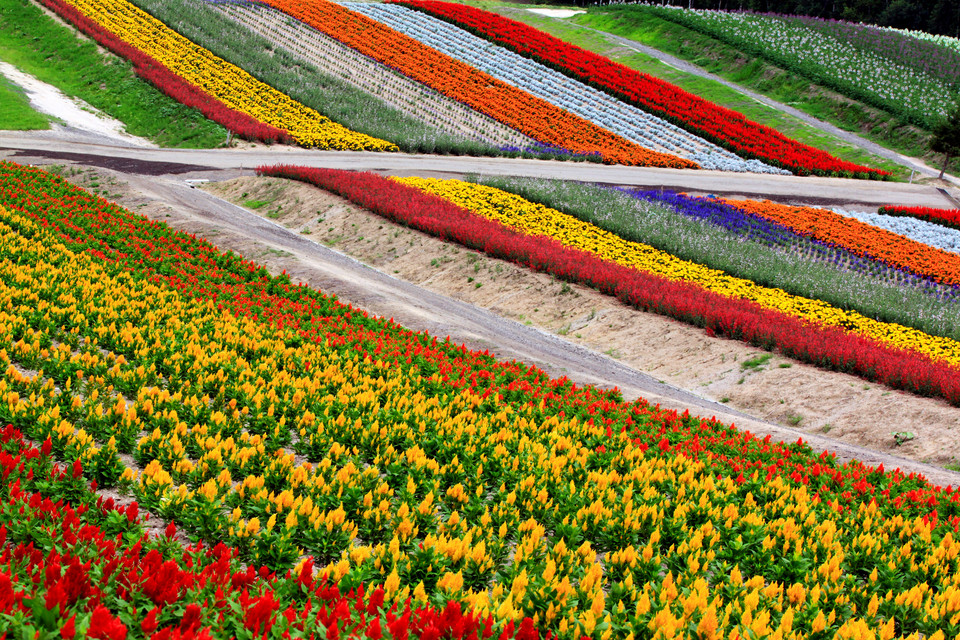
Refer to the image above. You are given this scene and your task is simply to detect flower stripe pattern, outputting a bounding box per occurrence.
[832,207,960,256]
[254,0,698,168]
[57,0,397,150]
[344,2,782,174]
[395,177,960,368]
[3,161,960,638]
[394,0,889,179]
[39,0,293,145]
[722,198,960,287]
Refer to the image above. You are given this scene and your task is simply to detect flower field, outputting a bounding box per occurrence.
[43,0,397,150]
[344,2,779,174]
[787,15,960,87]
[879,206,960,233]
[474,179,959,339]
[392,177,960,368]
[719,199,960,287]
[631,5,955,129]
[253,0,697,168]
[4,159,960,638]
[393,0,889,179]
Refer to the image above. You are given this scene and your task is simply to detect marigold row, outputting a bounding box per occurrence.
[255,0,695,168]
[52,0,396,151]
[393,0,889,179]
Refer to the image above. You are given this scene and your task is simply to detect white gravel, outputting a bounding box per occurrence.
[526,9,585,18]
[0,60,155,148]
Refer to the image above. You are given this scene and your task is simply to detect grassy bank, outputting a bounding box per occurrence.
[0,75,49,131]
[0,0,227,147]
[563,7,955,178]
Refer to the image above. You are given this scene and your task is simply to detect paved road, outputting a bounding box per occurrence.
[3,133,958,208]
[533,13,960,187]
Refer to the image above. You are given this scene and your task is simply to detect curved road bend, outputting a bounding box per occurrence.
[1,133,958,209]
[17,156,949,489]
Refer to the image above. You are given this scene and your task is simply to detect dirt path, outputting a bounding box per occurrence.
[3,133,958,209]
[528,12,959,187]
[21,158,956,490]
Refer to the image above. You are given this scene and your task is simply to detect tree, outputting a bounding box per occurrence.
[932,102,960,180]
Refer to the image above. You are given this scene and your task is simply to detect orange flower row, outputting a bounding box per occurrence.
[257,0,698,168]
[725,198,960,286]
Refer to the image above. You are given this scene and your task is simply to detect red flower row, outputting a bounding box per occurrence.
[879,204,960,232]
[257,0,696,168]
[38,0,292,144]
[257,164,960,409]
[0,425,547,640]
[394,0,890,179]
[3,160,957,525]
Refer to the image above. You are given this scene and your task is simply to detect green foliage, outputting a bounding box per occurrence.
[932,103,960,156]
[0,0,227,147]
[0,76,49,131]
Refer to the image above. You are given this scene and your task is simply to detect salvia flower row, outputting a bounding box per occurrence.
[394,177,960,368]
[252,0,697,168]
[879,205,960,233]
[393,0,888,179]
[344,2,781,174]
[54,0,397,150]
[258,164,960,404]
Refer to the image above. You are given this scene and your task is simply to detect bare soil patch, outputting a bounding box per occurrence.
[200,175,960,470]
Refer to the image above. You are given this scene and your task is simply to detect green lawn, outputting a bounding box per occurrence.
[0,0,227,148]
[0,75,49,131]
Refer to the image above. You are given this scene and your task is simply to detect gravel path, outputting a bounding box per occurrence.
[546,15,960,187]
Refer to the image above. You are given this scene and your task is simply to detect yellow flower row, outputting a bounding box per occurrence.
[394,177,960,367]
[3,203,959,639]
[59,0,397,150]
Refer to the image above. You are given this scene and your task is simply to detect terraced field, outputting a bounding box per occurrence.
[1,0,960,638]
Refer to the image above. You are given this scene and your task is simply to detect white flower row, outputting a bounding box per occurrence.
[833,207,960,256]
[875,24,960,56]
[343,2,788,174]
[663,9,955,123]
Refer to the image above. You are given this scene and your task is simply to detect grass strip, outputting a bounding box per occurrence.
[0,75,49,131]
[0,0,227,148]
